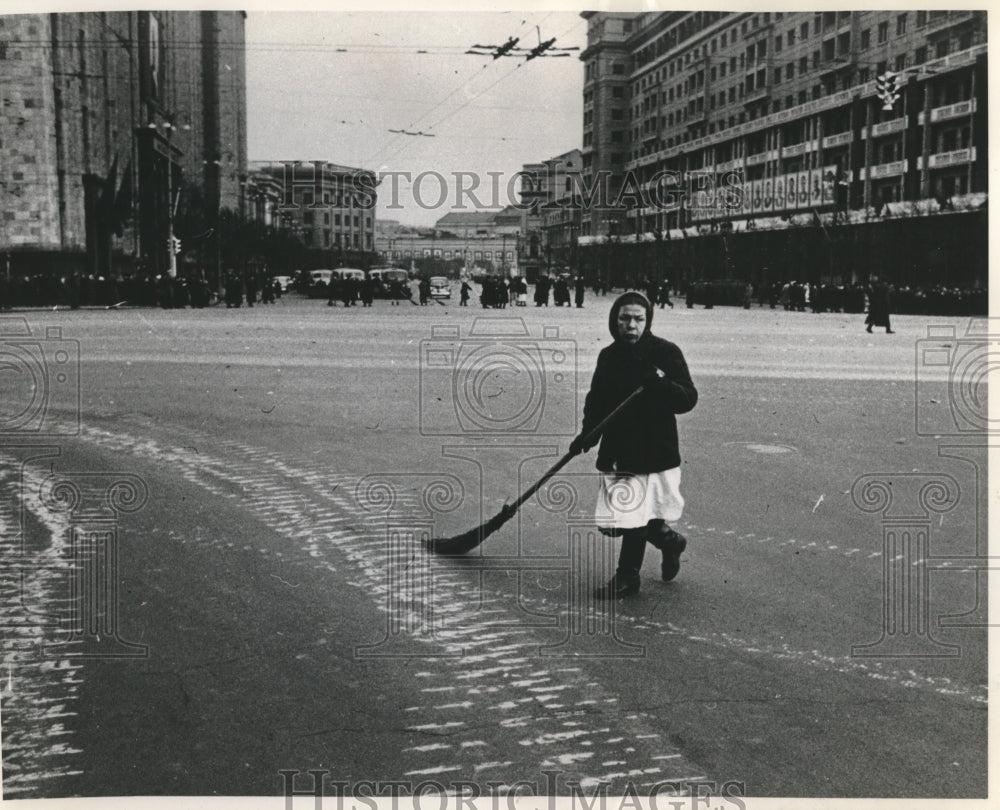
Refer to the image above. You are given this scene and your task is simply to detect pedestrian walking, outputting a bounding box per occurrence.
[224,269,242,308]
[569,291,698,599]
[244,268,257,308]
[361,275,375,307]
[341,275,356,307]
[260,270,275,304]
[644,277,659,310]
[460,280,471,306]
[658,280,674,309]
[534,275,550,307]
[326,274,344,307]
[865,275,894,333]
[419,276,431,306]
[574,275,586,308]
[516,276,528,306]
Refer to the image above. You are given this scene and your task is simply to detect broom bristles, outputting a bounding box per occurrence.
[425,505,514,555]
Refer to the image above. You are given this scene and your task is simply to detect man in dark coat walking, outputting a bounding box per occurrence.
[865,275,894,333]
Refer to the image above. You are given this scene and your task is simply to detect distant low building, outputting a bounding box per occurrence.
[374,218,517,276]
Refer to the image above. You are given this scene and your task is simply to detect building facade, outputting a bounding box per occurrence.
[249,161,377,258]
[374,214,518,276]
[578,10,987,289]
[0,11,248,281]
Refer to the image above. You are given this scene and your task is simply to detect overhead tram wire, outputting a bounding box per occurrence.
[362,12,556,168]
[421,16,582,138]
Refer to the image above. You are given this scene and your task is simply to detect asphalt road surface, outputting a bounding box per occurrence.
[0,294,989,800]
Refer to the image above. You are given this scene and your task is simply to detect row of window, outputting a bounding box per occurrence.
[630,10,953,95]
[625,35,971,146]
[295,190,371,209]
[383,249,514,260]
[625,72,976,162]
[300,211,371,229]
[633,28,969,106]
[302,232,372,250]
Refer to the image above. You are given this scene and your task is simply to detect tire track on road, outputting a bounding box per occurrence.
[59,420,709,793]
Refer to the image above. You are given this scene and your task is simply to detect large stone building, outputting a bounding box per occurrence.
[249,161,377,257]
[578,10,987,288]
[0,11,247,280]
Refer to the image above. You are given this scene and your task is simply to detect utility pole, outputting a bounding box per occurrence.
[167,146,178,278]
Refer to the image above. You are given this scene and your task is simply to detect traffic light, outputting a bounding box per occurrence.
[167,235,181,255]
[876,71,901,111]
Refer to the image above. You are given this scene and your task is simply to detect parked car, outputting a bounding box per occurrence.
[307,269,335,298]
[272,275,292,293]
[370,268,409,297]
[334,268,366,285]
[429,276,451,299]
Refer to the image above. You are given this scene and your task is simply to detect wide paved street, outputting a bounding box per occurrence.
[0,293,989,799]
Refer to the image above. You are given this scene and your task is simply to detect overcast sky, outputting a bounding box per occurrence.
[245,10,588,227]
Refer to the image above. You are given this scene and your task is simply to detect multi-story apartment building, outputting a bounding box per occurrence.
[578,10,987,288]
[0,11,247,280]
[249,161,377,258]
[519,149,584,280]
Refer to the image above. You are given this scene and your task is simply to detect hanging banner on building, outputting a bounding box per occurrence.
[751,179,763,213]
[821,168,837,205]
[774,176,786,210]
[797,171,810,208]
[809,169,824,207]
[681,165,842,220]
[762,178,774,212]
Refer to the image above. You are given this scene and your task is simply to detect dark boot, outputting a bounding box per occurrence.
[648,522,687,582]
[595,528,646,599]
[594,568,640,599]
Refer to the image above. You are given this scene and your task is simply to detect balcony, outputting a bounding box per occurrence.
[922,98,978,125]
[742,83,769,105]
[916,147,977,170]
[858,159,908,181]
[781,140,819,159]
[818,55,856,79]
[862,117,907,139]
[924,11,978,39]
[822,130,853,149]
[686,108,710,126]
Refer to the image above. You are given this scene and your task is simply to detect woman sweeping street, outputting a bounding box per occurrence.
[570,291,699,598]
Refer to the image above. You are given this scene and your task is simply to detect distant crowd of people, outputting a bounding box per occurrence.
[0,270,229,310]
[0,268,987,319]
[223,268,282,308]
[677,278,986,317]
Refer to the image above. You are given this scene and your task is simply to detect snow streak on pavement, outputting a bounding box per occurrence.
[0,463,85,796]
[1,415,986,795]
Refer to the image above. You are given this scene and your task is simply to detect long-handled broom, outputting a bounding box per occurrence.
[425,383,648,555]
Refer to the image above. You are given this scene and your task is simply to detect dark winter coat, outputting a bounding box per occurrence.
[865,282,891,326]
[580,292,698,474]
